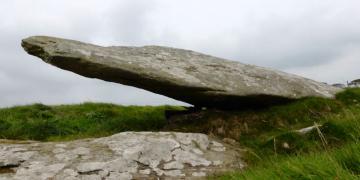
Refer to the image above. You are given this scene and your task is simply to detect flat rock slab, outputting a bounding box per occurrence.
[0,132,244,180]
[21,36,341,108]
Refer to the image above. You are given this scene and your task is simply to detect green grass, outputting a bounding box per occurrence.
[0,102,183,141]
[0,88,359,179]
[242,89,360,158]
[213,142,360,179]
[211,105,360,179]
[165,88,360,151]
[208,88,360,179]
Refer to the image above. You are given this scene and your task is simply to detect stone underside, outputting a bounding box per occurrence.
[21,36,341,109]
[0,132,244,180]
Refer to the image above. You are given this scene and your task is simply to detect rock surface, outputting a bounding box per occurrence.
[21,36,341,108]
[0,132,244,179]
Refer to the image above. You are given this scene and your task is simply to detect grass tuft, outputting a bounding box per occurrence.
[213,143,360,179]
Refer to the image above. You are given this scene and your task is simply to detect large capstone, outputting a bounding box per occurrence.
[0,132,244,179]
[21,36,341,108]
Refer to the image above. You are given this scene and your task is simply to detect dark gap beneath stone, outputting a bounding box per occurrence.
[0,165,18,174]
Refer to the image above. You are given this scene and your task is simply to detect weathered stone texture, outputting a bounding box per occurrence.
[21,36,341,108]
[0,132,244,179]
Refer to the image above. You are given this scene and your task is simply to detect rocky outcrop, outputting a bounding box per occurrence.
[21,36,341,108]
[0,132,244,180]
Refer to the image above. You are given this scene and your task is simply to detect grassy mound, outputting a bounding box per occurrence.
[0,103,182,141]
[0,88,359,178]
[167,88,359,149]
[207,88,360,179]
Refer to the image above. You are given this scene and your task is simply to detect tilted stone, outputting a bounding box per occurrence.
[21,36,341,108]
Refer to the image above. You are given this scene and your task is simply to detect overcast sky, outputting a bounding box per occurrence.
[1,0,360,107]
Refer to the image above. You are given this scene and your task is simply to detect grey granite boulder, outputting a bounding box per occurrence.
[21,36,341,108]
[0,132,244,179]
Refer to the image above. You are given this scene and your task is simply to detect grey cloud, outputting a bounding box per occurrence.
[0,0,187,107]
[1,0,360,107]
[138,0,360,69]
[98,0,158,45]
